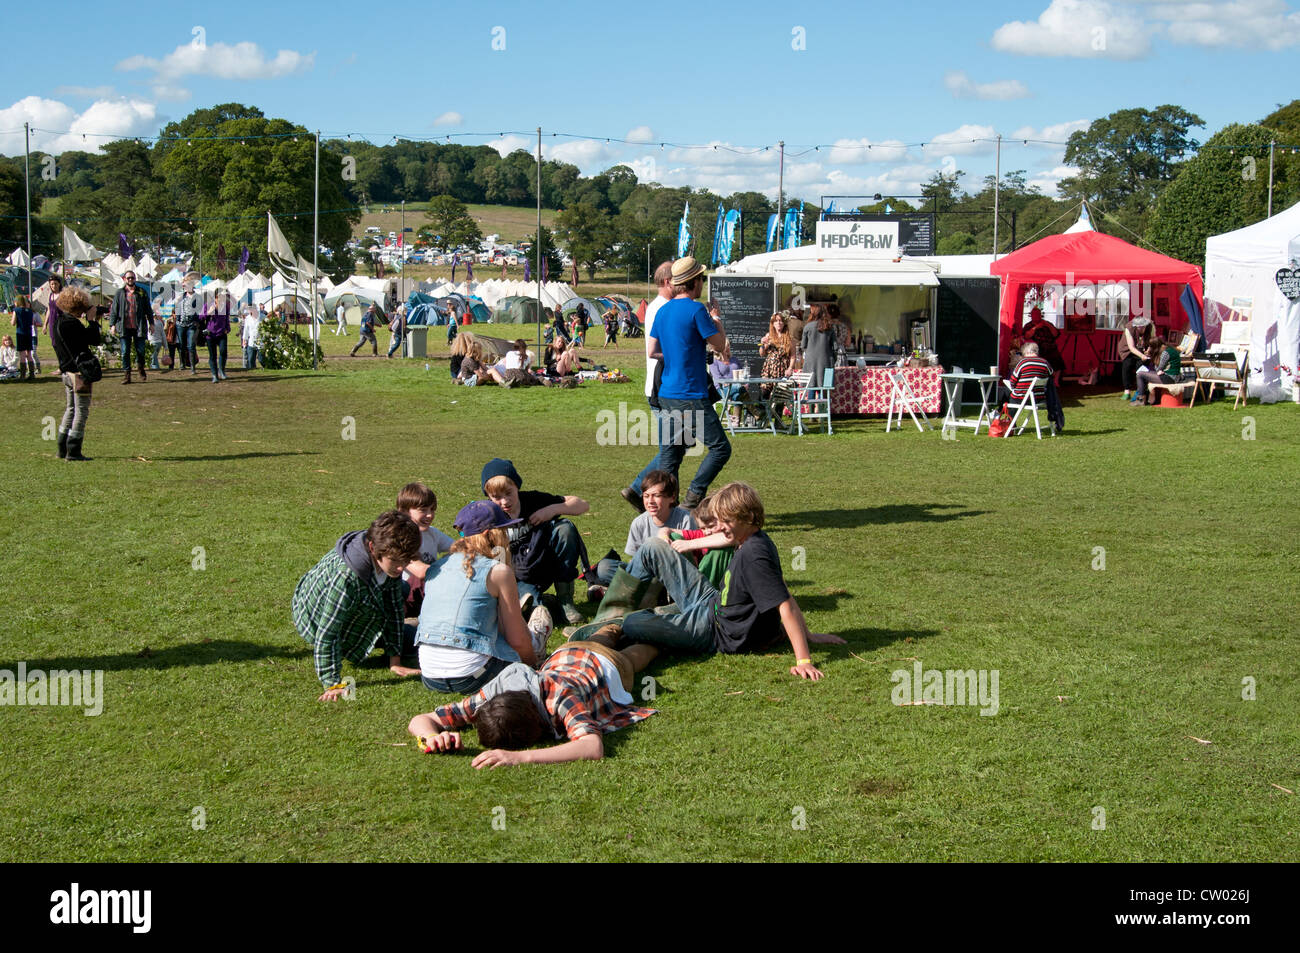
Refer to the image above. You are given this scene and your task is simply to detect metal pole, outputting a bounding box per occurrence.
[23,122,32,296]
[198,230,203,276]
[646,242,650,297]
[1267,140,1275,218]
[313,130,320,369]
[536,126,542,356]
[993,134,1001,257]
[776,140,785,249]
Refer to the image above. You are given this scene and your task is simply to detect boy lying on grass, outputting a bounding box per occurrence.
[592,481,844,680]
[408,637,659,768]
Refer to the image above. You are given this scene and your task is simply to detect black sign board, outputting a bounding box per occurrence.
[821,212,936,256]
[935,276,999,375]
[1276,266,1300,301]
[707,275,775,374]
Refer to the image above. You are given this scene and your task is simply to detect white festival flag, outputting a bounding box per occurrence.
[63,226,100,261]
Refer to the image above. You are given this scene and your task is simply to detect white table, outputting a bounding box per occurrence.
[940,372,1001,435]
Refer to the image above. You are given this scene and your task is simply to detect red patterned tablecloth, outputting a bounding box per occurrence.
[830,366,943,415]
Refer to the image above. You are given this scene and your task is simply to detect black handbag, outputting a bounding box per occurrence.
[76,351,103,383]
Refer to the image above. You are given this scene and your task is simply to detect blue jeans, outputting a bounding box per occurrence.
[177,326,197,368]
[244,345,259,369]
[387,331,403,357]
[516,518,583,601]
[619,538,718,654]
[420,655,510,695]
[635,397,732,500]
[595,556,624,586]
[119,330,147,366]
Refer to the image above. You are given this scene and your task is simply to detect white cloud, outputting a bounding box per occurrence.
[488,134,535,157]
[923,124,998,156]
[53,85,116,99]
[433,111,463,126]
[992,0,1151,58]
[943,70,1031,100]
[151,84,191,102]
[1150,0,1300,49]
[1010,119,1092,145]
[626,125,655,143]
[0,96,157,156]
[117,41,314,81]
[1026,165,1081,197]
[827,138,910,164]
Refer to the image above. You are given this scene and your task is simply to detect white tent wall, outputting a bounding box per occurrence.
[1205,200,1300,403]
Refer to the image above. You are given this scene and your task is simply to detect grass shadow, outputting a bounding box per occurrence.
[149,451,320,462]
[15,639,305,673]
[767,503,986,531]
[758,626,940,657]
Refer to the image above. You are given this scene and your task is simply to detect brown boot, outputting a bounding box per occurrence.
[122,362,132,384]
[138,355,147,381]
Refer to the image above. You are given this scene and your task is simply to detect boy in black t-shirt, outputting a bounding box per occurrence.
[481,458,590,625]
[586,481,843,680]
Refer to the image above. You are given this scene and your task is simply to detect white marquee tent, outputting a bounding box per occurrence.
[1205,200,1300,403]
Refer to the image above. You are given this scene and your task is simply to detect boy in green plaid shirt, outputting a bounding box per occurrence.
[292,510,424,700]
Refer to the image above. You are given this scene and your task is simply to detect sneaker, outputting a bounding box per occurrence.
[519,591,535,617]
[527,605,553,660]
[620,487,644,513]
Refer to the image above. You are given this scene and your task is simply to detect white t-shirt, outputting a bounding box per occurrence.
[625,506,696,556]
[242,312,261,347]
[403,526,455,584]
[643,294,669,398]
[419,642,490,680]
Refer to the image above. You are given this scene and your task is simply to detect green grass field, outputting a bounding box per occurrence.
[3,333,1299,862]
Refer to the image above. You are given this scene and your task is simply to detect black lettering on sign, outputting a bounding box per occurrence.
[1276,267,1300,301]
[706,276,776,375]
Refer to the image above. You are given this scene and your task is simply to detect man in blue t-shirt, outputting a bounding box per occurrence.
[641,256,731,509]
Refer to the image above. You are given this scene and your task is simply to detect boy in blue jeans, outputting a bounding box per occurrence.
[581,481,844,680]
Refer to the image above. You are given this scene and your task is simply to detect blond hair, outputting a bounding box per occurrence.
[449,527,512,579]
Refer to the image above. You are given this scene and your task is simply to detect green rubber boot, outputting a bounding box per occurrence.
[565,569,664,642]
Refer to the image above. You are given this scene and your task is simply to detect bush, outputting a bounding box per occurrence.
[258,319,324,369]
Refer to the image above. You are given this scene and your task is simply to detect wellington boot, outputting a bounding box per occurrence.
[565,569,664,642]
[65,436,89,461]
[57,431,68,459]
[552,580,584,626]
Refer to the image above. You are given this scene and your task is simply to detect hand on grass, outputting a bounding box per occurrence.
[389,662,421,678]
[318,687,348,701]
[472,748,524,770]
[418,731,461,754]
[790,662,825,681]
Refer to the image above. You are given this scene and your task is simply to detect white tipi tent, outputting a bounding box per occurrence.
[1205,200,1300,403]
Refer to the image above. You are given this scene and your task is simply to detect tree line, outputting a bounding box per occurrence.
[1,99,1296,280]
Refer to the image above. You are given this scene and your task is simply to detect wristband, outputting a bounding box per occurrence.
[327,682,348,692]
[796,658,812,665]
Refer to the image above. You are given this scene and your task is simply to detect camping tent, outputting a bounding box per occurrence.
[989,231,1203,376]
[1205,200,1300,403]
[494,295,542,324]
[560,296,604,326]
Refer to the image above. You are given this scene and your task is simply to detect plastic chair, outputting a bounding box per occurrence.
[886,362,933,432]
[792,367,834,435]
[1002,377,1048,439]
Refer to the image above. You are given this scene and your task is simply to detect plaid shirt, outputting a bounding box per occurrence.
[292,550,404,687]
[431,645,656,741]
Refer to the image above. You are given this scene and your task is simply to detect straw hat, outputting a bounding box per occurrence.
[670,256,706,286]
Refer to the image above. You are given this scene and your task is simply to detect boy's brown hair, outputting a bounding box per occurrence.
[397,482,437,512]
[710,482,764,530]
[693,493,715,524]
[641,469,678,502]
[366,510,422,561]
[474,690,548,749]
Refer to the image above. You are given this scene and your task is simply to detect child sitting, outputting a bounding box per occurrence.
[396,482,455,615]
[291,510,425,700]
[659,493,732,588]
[408,637,660,768]
[482,457,591,625]
[592,469,695,595]
[0,335,18,380]
[581,481,845,680]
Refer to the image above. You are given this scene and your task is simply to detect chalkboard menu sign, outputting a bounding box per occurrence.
[707,275,775,374]
[934,277,999,374]
[822,212,935,255]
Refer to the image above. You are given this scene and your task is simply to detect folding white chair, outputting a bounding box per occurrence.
[793,367,834,435]
[885,362,933,432]
[1002,377,1049,439]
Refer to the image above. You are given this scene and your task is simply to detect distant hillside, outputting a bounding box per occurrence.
[356,203,557,244]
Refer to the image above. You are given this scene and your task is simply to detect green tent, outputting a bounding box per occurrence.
[493,295,542,324]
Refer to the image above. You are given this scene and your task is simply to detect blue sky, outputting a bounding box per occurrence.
[3,0,1298,202]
